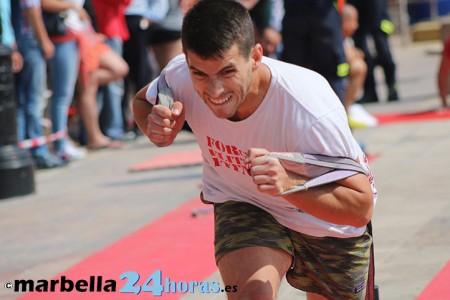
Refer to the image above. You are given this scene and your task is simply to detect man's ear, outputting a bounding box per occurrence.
[252,43,264,69]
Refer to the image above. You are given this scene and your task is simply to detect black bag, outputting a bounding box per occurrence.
[42,11,67,37]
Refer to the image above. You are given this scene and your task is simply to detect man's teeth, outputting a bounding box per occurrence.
[209,95,231,104]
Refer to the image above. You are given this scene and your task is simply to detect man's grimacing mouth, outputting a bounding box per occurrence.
[208,94,232,105]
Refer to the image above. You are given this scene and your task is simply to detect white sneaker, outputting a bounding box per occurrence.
[348,104,379,128]
[60,142,87,161]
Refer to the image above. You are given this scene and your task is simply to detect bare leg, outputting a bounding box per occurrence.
[96,50,129,86]
[218,246,292,300]
[151,39,183,71]
[345,57,367,113]
[77,73,111,148]
[77,49,129,148]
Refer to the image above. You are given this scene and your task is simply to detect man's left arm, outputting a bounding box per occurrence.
[248,148,374,228]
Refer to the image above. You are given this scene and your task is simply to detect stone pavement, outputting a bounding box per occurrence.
[1,37,450,300]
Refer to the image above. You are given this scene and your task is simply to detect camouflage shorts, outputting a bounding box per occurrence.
[212,200,372,299]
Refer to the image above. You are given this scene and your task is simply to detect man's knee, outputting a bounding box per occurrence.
[350,59,367,78]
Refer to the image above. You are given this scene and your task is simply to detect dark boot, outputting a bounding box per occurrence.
[387,85,399,101]
[358,90,379,104]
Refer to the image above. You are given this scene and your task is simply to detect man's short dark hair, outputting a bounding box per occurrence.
[182,0,255,59]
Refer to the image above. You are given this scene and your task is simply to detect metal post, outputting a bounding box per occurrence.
[0,44,35,199]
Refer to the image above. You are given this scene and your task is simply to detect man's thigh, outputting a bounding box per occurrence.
[212,201,294,263]
[218,246,292,300]
[212,201,294,299]
[287,230,372,300]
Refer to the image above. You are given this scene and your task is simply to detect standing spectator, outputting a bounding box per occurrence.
[122,0,168,134]
[91,0,131,141]
[280,0,349,103]
[11,0,67,169]
[41,0,89,161]
[348,0,399,103]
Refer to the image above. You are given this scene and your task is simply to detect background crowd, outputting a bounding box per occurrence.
[0,0,400,169]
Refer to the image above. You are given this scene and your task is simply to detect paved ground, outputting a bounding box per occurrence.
[1,36,450,300]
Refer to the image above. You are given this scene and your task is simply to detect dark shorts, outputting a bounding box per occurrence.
[148,25,181,45]
[212,200,372,299]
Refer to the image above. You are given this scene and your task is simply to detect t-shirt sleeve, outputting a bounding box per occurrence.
[145,78,158,105]
[299,108,358,159]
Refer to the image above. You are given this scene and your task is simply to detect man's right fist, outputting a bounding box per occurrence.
[146,101,185,147]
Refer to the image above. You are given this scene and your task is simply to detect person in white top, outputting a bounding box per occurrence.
[133,1,376,299]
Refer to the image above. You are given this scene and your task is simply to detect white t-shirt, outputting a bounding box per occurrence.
[146,54,377,238]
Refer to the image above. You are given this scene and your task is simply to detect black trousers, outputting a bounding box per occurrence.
[348,0,397,96]
[281,0,347,102]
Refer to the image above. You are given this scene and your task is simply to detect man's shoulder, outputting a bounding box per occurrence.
[263,57,330,96]
[263,57,343,117]
[264,56,326,82]
[165,54,191,85]
[166,53,188,71]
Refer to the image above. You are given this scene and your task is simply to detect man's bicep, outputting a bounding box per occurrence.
[337,173,372,196]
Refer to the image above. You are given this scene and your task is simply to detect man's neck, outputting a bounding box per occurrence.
[231,62,272,121]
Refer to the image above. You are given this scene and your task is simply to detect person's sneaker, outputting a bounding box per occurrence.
[59,142,87,161]
[122,131,137,141]
[348,116,370,129]
[34,153,67,169]
[348,104,379,128]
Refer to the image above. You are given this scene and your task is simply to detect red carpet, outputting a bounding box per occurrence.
[19,198,215,300]
[129,150,202,172]
[375,109,450,125]
[416,260,450,300]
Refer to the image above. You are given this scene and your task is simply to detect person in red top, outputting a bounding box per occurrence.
[91,0,130,41]
[91,0,131,141]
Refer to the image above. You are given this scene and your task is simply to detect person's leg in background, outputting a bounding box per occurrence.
[122,15,152,135]
[348,0,387,104]
[16,36,66,168]
[149,29,182,72]
[373,0,399,101]
[77,42,128,150]
[352,30,378,104]
[316,3,349,103]
[345,53,367,113]
[49,40,84,160]
[372,28,398,101]
[97,37,126,140]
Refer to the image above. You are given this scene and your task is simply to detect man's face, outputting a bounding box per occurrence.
[185,44,255,121]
